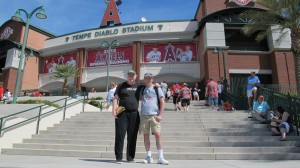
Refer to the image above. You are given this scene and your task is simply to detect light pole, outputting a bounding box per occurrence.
[11,6,47,104]
[100,40,120,92]
[213,47,227,91]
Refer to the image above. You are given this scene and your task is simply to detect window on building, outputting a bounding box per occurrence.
[0,54,6,73]
[225,29,269,51]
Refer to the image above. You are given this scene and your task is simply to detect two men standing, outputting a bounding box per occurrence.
[112,70,168,165]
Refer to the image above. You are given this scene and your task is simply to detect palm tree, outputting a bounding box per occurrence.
[240,0,300,94]
[51,64,80,96]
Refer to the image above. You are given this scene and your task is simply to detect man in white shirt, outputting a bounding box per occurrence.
[3,89,12,100]
[66,56,76,66]
[146,47,161,62]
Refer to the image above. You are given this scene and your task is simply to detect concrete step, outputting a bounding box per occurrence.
[22,138,113,145]
[11,143,300,154]
[33,134,209,141]
[54,123,203,128]
[23,136,300,146]
[39,130,208,137]
[13,143,107,151]
[45,126,207,132]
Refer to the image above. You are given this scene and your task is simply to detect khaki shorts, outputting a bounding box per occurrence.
[139,115,161,134]
[247,87,257,98]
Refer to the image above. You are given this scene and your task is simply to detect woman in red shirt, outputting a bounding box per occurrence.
[0,83,4,100]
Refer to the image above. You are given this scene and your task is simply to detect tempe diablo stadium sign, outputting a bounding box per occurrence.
[229,0,253,6]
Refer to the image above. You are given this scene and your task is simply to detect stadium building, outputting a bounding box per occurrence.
[0,0,295,95]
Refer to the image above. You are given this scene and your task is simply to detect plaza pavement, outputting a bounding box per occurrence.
[0,155,299,168]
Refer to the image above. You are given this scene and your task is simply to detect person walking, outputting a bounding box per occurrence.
[178,83,192,112]
[106,82,117,109]
[160,81,168,100]
[170,82,182,111]
[112,70,140,164]
[217,81,223,106]
[206,78,218,110]
[138,72,169,165]
[191,82,200,101]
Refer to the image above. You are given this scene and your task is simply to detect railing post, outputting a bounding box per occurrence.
[0,118,3,136]
[63,97,68,121]
[288,93,299,136]
[35,106,42,134]
[82,92,85,112]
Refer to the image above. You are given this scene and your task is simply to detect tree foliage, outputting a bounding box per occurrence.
[51,64,80,96]
[241,0,300,94]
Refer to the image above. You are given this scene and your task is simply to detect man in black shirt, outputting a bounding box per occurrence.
[112,70,140,164]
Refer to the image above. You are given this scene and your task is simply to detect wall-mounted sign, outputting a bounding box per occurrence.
[43,53,77,73]
[143,43,197,63]
[229,0,253,6]
[65,24,163,43]
[87,45,133,67]
[0,27,13,40]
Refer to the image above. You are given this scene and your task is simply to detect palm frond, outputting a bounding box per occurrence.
[51,64,80,80]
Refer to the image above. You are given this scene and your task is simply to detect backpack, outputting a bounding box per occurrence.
[137,85,161,111]
[174,87,180,94]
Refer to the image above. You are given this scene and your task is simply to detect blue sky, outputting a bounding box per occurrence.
[0,0,200,36]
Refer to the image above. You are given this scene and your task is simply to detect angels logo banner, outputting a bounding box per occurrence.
[143,43,197,63]
[44,53,77,73]
[87,45,133,67]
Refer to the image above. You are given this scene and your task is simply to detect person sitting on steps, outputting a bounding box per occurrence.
[270,106,294,141]
[251,95,271,124]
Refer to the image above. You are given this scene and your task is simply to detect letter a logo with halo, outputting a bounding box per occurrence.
[229,0,253,6]
[101,0,122,27]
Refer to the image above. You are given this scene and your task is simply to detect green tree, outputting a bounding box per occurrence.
[51,64,80,96]
[241,0,300,94]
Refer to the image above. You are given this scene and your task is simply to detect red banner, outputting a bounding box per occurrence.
[87,46,133,67]
[143,43,197,63]
[44,53,77,73]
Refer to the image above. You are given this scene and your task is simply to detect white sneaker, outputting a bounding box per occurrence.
[115,160,122,164]
[143,156,153,164]
[157,157,169,165]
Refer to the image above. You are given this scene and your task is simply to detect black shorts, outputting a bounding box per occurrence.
[181,99,190,107]
[173,95,179,104]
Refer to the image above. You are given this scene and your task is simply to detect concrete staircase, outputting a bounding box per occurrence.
[2,101,300,160]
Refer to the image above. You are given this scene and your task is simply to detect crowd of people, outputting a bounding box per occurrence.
[0,83,47,101]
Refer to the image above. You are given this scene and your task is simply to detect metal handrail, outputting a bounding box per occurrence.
[258,86,300,135]
[222,89,248,110]
[260,84,297,95]
[0,96,86,136]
